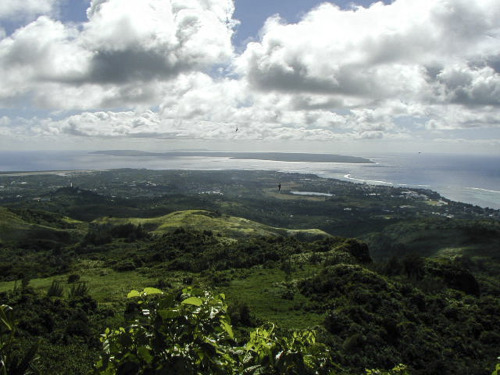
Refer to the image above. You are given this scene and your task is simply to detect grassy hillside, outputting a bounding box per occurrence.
[92,209,330,240]
[0,207,33,243]
[364,218,500,280]
[0,206,86,246]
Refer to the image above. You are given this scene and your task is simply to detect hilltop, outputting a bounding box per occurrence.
[93,209,330,240]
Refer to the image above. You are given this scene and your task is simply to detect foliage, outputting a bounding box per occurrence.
[0,304,39,375]
[365,364,409,374]
[83,223,149,246]
[0,287,109,374]
[0,169,499,374]
[492,359,500,375]
[300,263,500,374]
[95,288,335,375]
[47,280,64,298]
[67,274,80,284]
[68,282,90,299]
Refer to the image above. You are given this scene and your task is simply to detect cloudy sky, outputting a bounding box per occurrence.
[0,0,499,154]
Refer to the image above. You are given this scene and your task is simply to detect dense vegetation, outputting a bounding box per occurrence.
[0,169,499,374]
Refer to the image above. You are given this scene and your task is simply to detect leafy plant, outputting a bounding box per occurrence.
[68,282,90,299]
[47,281,64,298]
[492,357,500,375]
[95,287,237,374]
[94,288,335,375]
[0,304,39,375]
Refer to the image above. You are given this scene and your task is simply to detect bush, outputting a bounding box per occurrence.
[68,282,90,299]
[0,304,39,374]
[47,280,64,297]
[67,274,80,284]
[95,288,335,375]
[227,301,253,327]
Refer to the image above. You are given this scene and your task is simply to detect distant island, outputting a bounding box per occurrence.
[91,150,372,163]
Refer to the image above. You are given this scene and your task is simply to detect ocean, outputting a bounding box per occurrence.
[0,151,499,209]
[321,153,500,210]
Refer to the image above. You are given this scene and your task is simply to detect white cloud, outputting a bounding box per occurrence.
[425,105,500,129]
[81,0,236,83]
[236,0,500,109]
[0,17,89,98]
[434,65,500,106]
[0,0,499,151]
[0,0,60,21]
[0,0,236,108]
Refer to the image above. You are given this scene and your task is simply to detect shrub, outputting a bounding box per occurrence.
[67,274,80,284]
[492,358,500,375]
[0,304,39,374]
[227,300,254,327]
[68,282,90,299]
[47,280,64,297]
[95,288,335,375]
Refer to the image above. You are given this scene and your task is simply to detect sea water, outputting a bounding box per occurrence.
[0,151,498,209]
[320,153,500,210]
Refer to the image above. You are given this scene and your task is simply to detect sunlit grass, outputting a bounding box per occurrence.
[0,266,157,304]
[92,209,330,239]
[222,266,324,329]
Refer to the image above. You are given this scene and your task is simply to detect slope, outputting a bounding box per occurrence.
[92,209,330,240]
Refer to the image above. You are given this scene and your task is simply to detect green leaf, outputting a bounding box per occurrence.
[182,297,203,306]
[158,309,182,319]
[137,346,153,364]
[143,287,163,295]
[221,320,234,339]
[0,305,14,332]
[158,294,176,309]
[15,340,40,374]
[127,290,141,298]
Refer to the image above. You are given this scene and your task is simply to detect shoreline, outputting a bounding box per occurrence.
[0,166,499,210]
[0,151,499,210]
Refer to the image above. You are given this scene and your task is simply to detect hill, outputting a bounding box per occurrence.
[92,209,330,240]
[0,169,499,374]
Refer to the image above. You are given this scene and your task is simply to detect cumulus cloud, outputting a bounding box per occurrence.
[0,0,499,150]
[434,65,500,106]
[81,0,236,83]
[237,0,500,109]
[0,17,89,100]
[0,0,236,108]
[425,105,500,129]
[0,0,60,21]
[157,73,349,137]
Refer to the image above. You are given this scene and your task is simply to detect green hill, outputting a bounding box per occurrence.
[364,218,500,269]
[0,207,85,246]
[0,207,33,244]
[92,209,330,240]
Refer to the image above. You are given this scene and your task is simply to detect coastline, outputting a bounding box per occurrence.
[0,150,499,210]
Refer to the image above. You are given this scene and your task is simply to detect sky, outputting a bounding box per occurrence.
[0,0,499,155]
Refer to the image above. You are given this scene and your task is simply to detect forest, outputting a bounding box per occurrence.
[0,169,499,374]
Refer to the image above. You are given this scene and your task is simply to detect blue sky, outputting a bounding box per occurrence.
[0,0,499,154]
